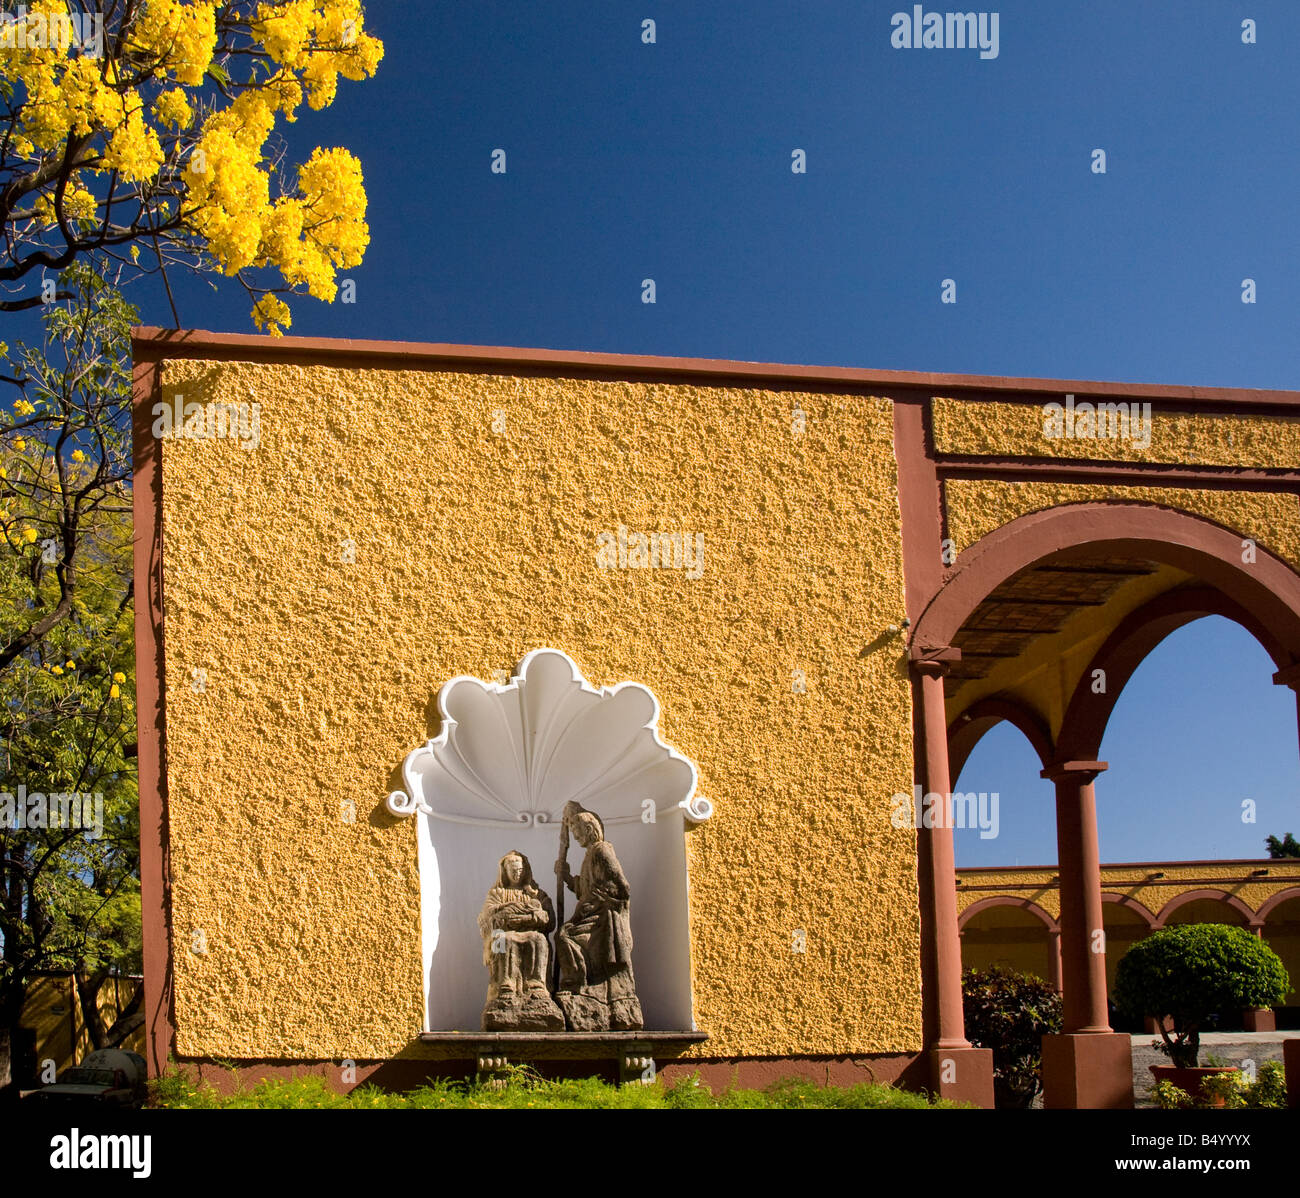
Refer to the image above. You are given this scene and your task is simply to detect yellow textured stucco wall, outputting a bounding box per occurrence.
[944,479,1300,571]
[155,359,921,1060]
[932,396,1300,470]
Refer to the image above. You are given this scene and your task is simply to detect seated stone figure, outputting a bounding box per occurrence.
[477,850,565,1030]
[553,804,644,1031]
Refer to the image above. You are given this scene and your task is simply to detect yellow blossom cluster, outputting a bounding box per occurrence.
[0,0,383,331]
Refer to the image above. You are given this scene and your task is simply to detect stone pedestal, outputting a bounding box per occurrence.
[926,1046,995,1107]
[1242,1007,1276,1032]
[1042,1032,1134,1109]
[1284,1039,1300,1109]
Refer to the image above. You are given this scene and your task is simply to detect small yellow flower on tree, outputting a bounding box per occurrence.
[0,1,384,325]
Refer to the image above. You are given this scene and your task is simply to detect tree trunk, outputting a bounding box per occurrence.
[0,986,26,1102]
[76,970,144,1051]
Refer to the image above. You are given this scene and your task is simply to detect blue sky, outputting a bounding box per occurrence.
[135,2,1300,866]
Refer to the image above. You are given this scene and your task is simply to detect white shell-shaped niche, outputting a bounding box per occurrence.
[387,648,710,1032]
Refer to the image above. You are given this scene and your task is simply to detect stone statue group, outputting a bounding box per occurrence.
[477,800,643,1032]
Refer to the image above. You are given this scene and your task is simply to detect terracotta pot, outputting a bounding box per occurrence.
[1149,1064,1239,1106]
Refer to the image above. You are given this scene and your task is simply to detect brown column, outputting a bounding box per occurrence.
[1039,760,1133,1108]
[914,657,968,1049]
[1045,762,1111,1033]
[1048,927,1062,993]
[910,650,993,1107]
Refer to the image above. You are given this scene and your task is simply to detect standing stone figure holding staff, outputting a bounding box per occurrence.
[552,801,644,1031]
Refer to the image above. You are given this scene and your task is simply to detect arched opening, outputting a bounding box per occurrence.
[910,501,1300,1107]
[1157,890,1253,928]
[958,898,1058,988]
[1258,891,1300,1029]
[950,700,1056,869]
[1090,616,1298,861]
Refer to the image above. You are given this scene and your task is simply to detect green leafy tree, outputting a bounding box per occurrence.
[0,259,138,1094]
[1265,832,1300,859]
[1114,923,1291,1068]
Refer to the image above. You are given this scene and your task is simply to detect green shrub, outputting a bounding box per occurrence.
[1114,924,1291,1068]
[1151,1059,1286,1110]
[961,964,1063,1108]
[1148,1079,1194,1110]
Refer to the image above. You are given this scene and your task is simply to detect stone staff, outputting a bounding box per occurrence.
[551,806,571,993]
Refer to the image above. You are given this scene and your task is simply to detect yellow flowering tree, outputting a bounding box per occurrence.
[0,0,383,332]
[1,260,141,1085]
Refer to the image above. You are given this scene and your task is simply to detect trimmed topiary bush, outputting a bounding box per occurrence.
[961,964,1063,1108]
[1114,923,1291,1068]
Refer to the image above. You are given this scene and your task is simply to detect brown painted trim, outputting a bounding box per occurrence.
[1056,586,1289,762]
[131,358,175,1077]
[1154,889,1255,927]
[959,877,1299,895]
[130,326,1300,410]
[932,391,1300,418]
[957,895,1060,932]
[1256,887,1300,920]
[910,502,1300,654]
[947,697,1054,787]
[938,457,1300,491]
[894,399,947,625]
[958,858,1300,873]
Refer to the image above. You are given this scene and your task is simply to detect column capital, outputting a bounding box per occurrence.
[1040,759,1108,783]
[1273,662,1300,691]
[909,645,961,679]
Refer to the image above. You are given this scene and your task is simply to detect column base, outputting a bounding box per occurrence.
[926,1046,994,1108]
[1042,1032,1133,1109]
[1242,1007,1276,1032]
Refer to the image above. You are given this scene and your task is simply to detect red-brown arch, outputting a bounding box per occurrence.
[1100,893,1159,927]
[1056,586,1289,761]
[1255,887,1300,922]
[1154,888,1256,927]
[948,698,1054,790]
[910,503,1300,670]
[957,895,1060,933]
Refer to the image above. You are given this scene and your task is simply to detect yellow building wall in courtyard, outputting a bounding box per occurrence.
[153,359,921,1061]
